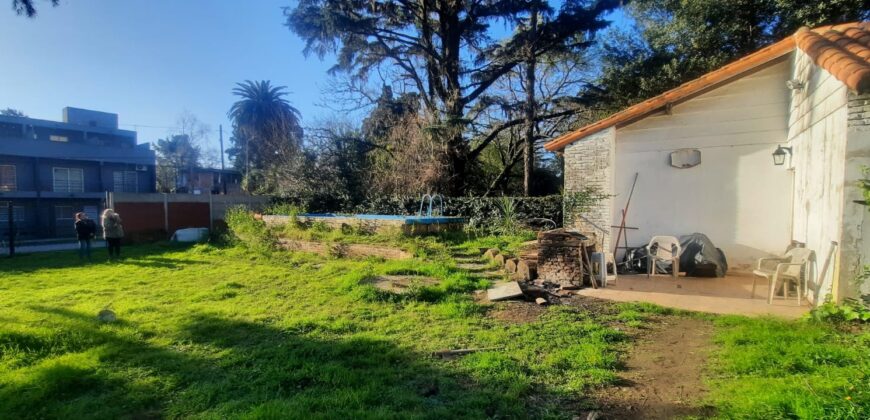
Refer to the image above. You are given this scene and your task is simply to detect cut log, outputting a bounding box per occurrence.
[514,260,538,281]
[505,258,519,274]
[538,238,583,247]
[483,248,500,259]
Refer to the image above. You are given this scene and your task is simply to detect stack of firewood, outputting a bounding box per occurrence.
[537,229,598,289]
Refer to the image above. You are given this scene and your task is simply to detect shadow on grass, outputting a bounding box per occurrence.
[2,307,562,418]
[0,243,202,274]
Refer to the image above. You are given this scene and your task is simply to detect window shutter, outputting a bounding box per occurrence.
[53,168,69,192]
[69,169,84,192]
[0,165,15,192]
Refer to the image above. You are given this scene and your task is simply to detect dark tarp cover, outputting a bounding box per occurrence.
[679,233,728,277]
[620,233,728,277]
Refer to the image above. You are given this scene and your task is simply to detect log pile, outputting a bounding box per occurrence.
[536,229,597,289]
[480,230,602,304]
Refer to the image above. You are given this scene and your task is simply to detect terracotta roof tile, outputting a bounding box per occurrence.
[545,22,870,152]
[795,25,870,93]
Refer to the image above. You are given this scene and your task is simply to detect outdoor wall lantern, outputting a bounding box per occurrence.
[772,145,792,166]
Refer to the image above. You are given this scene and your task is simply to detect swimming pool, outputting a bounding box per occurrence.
[302,213,464,224]
[262,213,466,235]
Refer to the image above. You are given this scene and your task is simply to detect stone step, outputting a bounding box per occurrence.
[482,271,507,280]
[457,262,489,272]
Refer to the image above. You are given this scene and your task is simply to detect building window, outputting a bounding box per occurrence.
[0,165,15,192]
[54,205,74,230]
[0,202,25,223]
[53,168,84,193]
[49,135,69,142]
[113,171,138,193]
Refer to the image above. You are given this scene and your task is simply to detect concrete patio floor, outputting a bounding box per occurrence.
[576,271,810,319]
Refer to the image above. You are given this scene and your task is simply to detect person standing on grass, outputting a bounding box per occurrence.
[101,209,124,259]
[73,212,96,260]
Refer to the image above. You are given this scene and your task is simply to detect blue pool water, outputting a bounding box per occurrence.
[302,213,464,225]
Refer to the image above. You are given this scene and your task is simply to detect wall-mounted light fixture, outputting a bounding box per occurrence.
[772,145,792,166]
[786,79,805,91]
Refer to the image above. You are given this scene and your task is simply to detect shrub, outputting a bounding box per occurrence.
[809,296,870,323]
[493,196,522,235]
[224,206,275,252]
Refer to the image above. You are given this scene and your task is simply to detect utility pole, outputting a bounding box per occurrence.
[219,124,226,194]
[219,124,225,171]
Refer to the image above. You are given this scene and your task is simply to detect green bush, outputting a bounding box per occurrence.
[224,206,275,252]
[810,296,870,323]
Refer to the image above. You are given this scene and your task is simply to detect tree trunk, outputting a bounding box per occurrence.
[440,0,469,195]
[523,7,538,196]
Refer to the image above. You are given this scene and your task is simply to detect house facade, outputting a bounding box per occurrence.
[175,167,243,195]
[546,23,870,304]
[0,107,156,239]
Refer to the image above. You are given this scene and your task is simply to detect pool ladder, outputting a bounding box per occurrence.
[418,194,443,217]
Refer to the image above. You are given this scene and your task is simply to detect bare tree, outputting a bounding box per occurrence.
[474,53,597,195]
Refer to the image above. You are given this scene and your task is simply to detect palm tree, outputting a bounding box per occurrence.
[229,80,300,133]
[228,80,303,188]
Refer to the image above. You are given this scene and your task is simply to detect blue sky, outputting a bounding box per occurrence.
[0,1,630,164]
[0,0,330,157]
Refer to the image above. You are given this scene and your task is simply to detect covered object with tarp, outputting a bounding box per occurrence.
[621,233,728,277]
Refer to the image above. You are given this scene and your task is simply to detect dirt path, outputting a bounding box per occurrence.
[594,316,716,419]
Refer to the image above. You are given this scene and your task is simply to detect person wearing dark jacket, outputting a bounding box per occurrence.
[74,212,96,260]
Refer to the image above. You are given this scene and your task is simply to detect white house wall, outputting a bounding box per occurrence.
[613,59,794,266]
[787,50,850,303]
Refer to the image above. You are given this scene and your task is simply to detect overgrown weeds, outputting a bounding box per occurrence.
[224,206,275,252]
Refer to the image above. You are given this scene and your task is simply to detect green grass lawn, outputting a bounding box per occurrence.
[0,242,624,418]
[707,316,869,419]
[1,239,867,419]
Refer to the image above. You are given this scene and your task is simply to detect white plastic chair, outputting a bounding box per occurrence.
[591,252,618,287]
[752,248,813,304]
[646,236,681,278]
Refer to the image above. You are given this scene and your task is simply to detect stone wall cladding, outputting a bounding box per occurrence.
[847,93,870,130]
[562,127,615,251]
[843,92,870,300]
